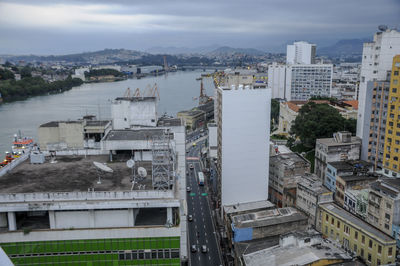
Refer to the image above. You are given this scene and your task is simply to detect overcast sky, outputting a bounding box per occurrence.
[0,0,399,55]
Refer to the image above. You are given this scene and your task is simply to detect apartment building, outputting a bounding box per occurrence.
[383,55,400,177]
[368,178,400,248]
[315,131,361,183]
[357,28,400,139]
[296,173,333,227]
[269,152,310,207]
[320,203,396,266]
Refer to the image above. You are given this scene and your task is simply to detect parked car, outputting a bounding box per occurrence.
[188,215,193,222]
[186,186,191,192]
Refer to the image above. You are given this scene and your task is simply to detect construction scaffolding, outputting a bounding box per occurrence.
[151,130,175,190]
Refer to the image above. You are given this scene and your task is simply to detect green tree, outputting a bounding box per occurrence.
[290,102,355,148]
[271,98,280,126]
[0,69,15,80]
[20,66,32,78]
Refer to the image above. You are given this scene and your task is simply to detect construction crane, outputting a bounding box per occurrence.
[123,87,132,97]
[147,83,160,100]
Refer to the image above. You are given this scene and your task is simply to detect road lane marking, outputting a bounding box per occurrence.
[209,255,211,260]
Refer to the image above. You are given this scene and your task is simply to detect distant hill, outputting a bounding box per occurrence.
[146,45,219,55]
[317,38,371,56]
[207,46,266,56]
[2,49,146,64]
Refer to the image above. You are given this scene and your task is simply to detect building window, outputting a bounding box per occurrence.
[377,259,381,265]
[378,245,382,254]
[369,240,372,249]
[368,253,371,262]
[361,248,364,257]
[337,221,340,229]
[326,214,329,222]
[362,235,365,244]
[354,244,357,253]
[331,217,334,225]
[354,231,358,240]
[389,247,393,256]
[344,225,350,235]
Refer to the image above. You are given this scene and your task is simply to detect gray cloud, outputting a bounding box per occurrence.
[0,0,399,54]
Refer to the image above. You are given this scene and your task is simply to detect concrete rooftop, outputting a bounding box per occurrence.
[0,155,153,193]
[232,207,307,229]
[103,129,166,141]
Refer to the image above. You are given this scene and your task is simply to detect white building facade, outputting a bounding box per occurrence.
[286,64,333,101]
[217,86,271,206]
[286,41,316,65]
[268,63,287,99]
[111,97,158,129]
[356,29,400,138]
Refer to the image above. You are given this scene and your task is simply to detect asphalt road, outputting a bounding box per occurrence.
[186,138,222,266]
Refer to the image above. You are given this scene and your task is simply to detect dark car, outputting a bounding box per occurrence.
[188,215,193,222]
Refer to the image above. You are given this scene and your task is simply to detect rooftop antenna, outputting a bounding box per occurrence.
[127,159,136,190]
[93,161,113,184]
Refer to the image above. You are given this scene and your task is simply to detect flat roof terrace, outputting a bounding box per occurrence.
[0,155,153,193]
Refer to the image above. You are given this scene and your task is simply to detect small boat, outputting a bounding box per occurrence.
[11,132,34,154]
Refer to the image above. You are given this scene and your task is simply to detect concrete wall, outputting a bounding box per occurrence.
[38,127,59,150]
[59,122,84,149]
[220,87,270,206]
[52,210,134,229]
[129,101,157,127]
[112,100,157,129]
[112,100,131,129]
[0,226,180,243]
[39,122,84,150]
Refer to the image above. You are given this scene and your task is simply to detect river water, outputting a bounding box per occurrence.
[0,70,215,155]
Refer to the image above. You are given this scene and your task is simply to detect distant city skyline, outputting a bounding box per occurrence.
[0,0,399,55]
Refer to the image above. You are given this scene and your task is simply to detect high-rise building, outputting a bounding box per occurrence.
[359,80,390,171]
[267,64,333,101]
[382,55,400,177]
[356,28,400,139]
[286,64,333,100]
[217,85,271,206]
[286,41,316,65]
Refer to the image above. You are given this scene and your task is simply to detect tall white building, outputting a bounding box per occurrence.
[286,41,316,65]
[268,63,287,99]
[217,85,271,206]
[356,28,400,138]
